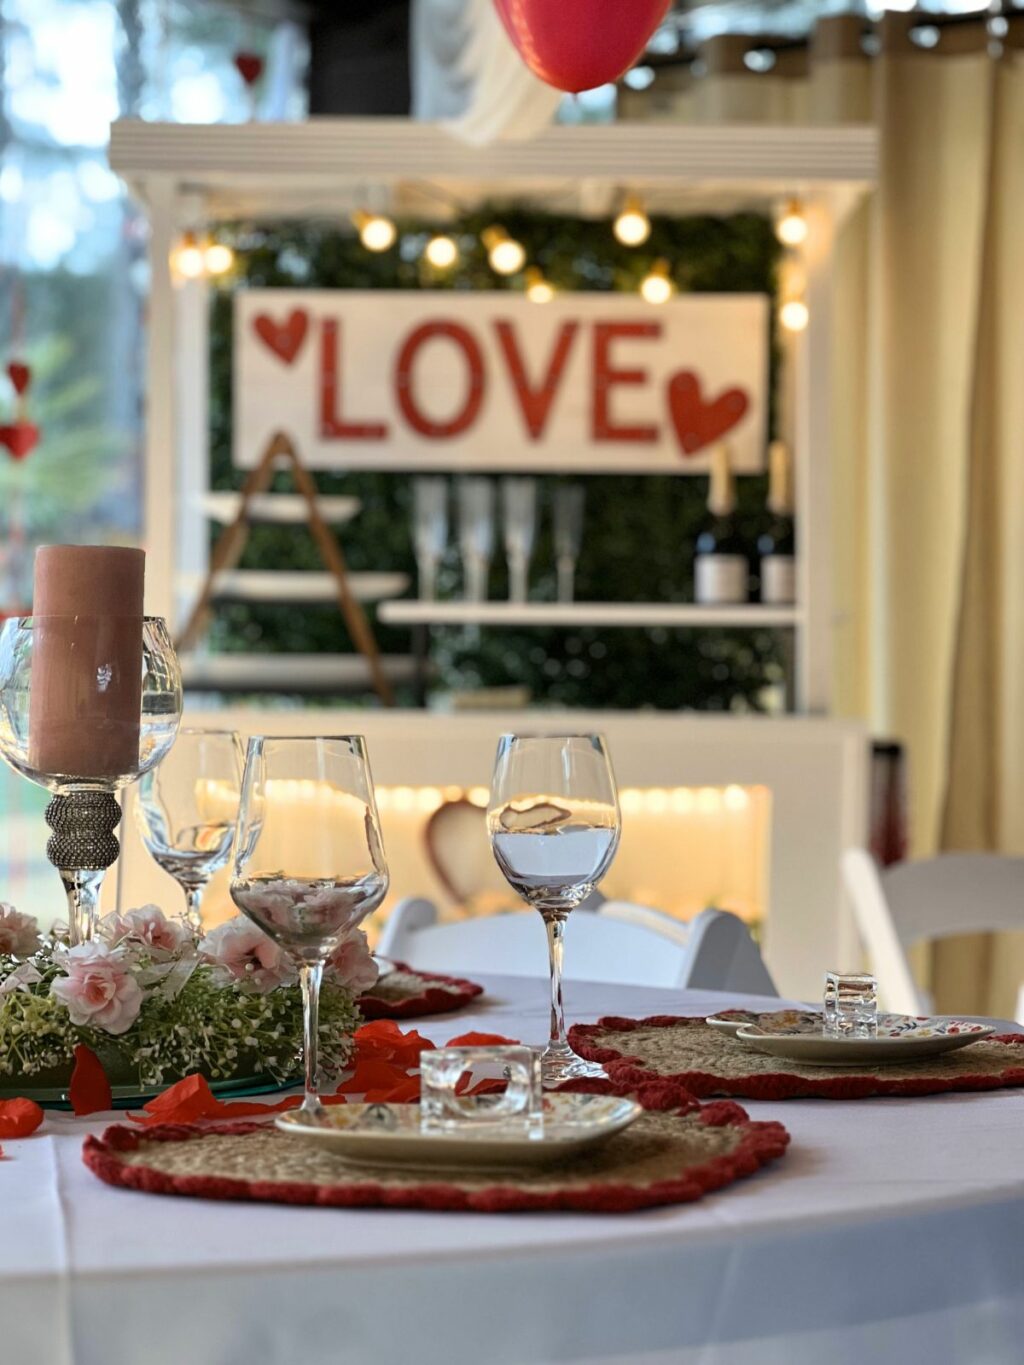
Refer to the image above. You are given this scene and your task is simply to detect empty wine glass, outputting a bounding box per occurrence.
[457,477,494,602]
[554,484,585,604]
[501,478,537,604]
[136,728,244,933]
[487,734,620,1087]
[230,736,389,1118]
[413,477,449,602]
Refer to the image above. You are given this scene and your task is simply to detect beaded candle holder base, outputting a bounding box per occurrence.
[45,790,122,945]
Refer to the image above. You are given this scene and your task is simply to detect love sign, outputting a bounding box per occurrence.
[234,290,768,474]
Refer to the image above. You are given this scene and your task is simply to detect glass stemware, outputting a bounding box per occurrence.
[230,735,389,1118]
[457,477,494,603]
[136,727,243,933]
[501,478,537,604]
[487,733,621,1087]
[554,484,585,604]
[413,477,449,602]
[0,614,182,943]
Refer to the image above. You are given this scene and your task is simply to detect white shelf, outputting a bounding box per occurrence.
[201,492,361,526]
[377,601,801,629]
[181,653,418,692]
[184,570,410,604]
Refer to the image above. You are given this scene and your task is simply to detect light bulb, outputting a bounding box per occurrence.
[525,267,554,303]
[482,226,526,276]
[424,233,458,269]
[779,298,809,332]
[640,259,674,305]
[775,199,808,247]
[353,210,397,252]
[173,232,205,280]
[203,242,234,275]
[614,194,651,247]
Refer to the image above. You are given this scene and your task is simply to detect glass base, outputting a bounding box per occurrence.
[540,1042,608,1088]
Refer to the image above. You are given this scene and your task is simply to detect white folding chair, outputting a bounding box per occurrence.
[841,849,1024,1016]
[377,898,776,993]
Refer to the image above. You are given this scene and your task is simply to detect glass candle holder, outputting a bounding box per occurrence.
[0,615,183,944]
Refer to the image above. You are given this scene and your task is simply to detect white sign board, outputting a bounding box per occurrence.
[234,290,768,474]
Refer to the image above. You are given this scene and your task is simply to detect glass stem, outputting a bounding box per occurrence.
[299,961,326,1117]
[544,912,568,1050]
[183,884,204,935]
[59,868,105,946]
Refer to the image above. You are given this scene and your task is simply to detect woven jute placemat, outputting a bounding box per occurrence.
[359,963,483,1021]
[568,1014,1024,1101]
[82,1087,788,1214]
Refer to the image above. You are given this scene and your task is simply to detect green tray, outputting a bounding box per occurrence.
[0,1072,297,1111]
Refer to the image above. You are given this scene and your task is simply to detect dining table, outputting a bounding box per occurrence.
[3,973,1024,1365]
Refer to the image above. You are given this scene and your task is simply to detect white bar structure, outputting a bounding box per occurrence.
[109,118,878,714]
[378,601,801,629]
[185,569,410,604]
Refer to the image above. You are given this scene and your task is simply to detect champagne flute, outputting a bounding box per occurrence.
[487,734,620,1086]
[136,728,243,932]
[230,736,389,1118]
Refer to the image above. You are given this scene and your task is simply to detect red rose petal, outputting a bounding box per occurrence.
[0,1097,44,1138]
[69,1045,113,1117]
[445,1032,521,1048]
[353,1020,435,1068]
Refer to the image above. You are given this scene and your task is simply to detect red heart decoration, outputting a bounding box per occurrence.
[492,0,671,93]
[234,51,264,86]
[0,421,40,461]
[666,371,749,456]
[6,362,31,396]
[253,309,308,366]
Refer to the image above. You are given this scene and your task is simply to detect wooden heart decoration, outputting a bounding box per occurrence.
[6,362,31,396]
[0,421,40,461]
[666,371,749,456]
[253,309,308,366]
[234,52,264,86]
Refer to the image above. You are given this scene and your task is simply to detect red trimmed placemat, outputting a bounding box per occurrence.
[359,963,483,1020]
[82,1083,789,1214]
[568,1014,1024,1101]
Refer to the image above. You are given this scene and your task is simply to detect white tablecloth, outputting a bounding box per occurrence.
[3,976,1024,1365]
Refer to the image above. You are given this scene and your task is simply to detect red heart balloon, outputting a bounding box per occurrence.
[253,309,308,366]
[234,51,264,87]
[6,362,31,396]
[666,371,749,456]
[0,421,40,461]
[492,0,671,93]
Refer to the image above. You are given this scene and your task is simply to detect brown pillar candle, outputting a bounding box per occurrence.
[29,546,146,780]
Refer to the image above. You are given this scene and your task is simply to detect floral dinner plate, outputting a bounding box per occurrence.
[735,1015,995,1066]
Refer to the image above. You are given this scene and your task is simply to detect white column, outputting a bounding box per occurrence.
[142,176,178,625]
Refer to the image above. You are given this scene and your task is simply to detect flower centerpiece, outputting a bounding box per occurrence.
[0,902,377,1094]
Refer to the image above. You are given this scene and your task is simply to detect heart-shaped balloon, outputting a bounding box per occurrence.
[6,362,31,396]
[253,309,308,366]
[0,421,41,461]
[666,371,749,456]
[492,0,671,93]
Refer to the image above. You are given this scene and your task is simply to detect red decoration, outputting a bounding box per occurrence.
[358,963,484,1020]
[495,321,577,440]
[492,0,671,94]
[69,1045,113,1117]
[6,362,31,396]
[394,322,485,439]
[233,52,264,87]
[319,320,388,439]
[0,1097,44,1138]
[253,309,308,366]
[0,421,40,461]
[666,371,749,456]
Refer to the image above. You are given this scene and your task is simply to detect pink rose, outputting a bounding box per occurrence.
[326,930,379,995]
[50,943,144,1035]
[100,904,192,957]
[0,903,41,958]
[200,917,296,994]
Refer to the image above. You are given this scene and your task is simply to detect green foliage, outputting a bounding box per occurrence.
[207,210,786,710]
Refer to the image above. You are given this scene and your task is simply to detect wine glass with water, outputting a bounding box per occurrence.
[230,736,389,1117]
[487,733,620,1086]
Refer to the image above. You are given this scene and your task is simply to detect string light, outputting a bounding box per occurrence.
[779,298,809,332]
[525,267,555,303]
[171,231,205,280]
[774,198,808,248]
[203,242,234,276]
[613,193,651,247]
[482,226,526,276]
[352,209,397,253]
[639,258,675,305]
[424,233,459,269]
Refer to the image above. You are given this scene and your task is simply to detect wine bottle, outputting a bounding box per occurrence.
[758,441,796,605]
[694,442,748,605]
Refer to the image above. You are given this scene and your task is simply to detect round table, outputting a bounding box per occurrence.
[3,975,1023,1365]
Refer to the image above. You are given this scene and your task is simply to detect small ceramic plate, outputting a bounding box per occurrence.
[276,1093,642,1169]
[706,1008,823,1037]
[735,1015,995,1066]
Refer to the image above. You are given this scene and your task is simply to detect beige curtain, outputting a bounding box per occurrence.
[621,14,1024,1014]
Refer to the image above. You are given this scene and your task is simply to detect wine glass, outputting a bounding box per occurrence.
[487,734,620,1087]
[230,736,389,1118]
[136,727,244,933]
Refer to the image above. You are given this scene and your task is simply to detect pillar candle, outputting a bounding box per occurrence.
[29,546,146,780]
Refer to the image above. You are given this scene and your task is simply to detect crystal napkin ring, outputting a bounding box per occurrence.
[420,1045,543,1136]
[823,970,878,1038]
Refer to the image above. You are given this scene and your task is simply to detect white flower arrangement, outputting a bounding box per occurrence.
[0,902,375,1090]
